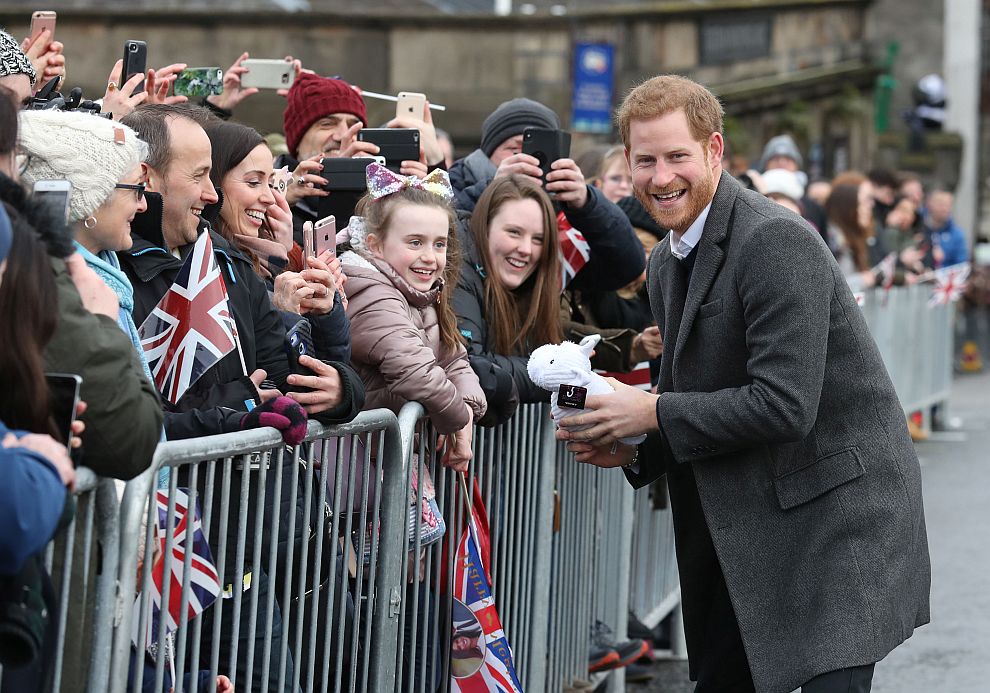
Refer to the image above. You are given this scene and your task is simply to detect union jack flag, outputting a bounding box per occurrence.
[132,488,221,651]
[873,252,898,291]
[929,262,971,306]
[449,486,524,693]
[138,232,238,404]
[558,212,590,289]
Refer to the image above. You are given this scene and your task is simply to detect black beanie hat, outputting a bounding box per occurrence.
[480,98,560,157]
[617,195,666,239]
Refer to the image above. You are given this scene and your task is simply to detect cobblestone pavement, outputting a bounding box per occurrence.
[627,371,990,693]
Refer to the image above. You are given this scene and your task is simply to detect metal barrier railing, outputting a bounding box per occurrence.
[0,467,119,693]
[861,284,954,415]
[109,410,406,693]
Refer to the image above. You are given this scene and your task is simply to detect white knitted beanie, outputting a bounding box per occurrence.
[18,110,147,222]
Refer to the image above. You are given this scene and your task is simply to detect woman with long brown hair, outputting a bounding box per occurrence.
[453,174,564,422]
[826,172,888,289]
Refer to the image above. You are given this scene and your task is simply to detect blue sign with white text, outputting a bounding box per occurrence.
[571,43,615,134]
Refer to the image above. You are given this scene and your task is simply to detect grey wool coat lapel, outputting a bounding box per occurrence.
[671,174,732,368]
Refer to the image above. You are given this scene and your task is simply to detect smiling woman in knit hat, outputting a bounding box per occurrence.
[18,109,158,387]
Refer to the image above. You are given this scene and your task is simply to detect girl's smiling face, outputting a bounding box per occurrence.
[368,202,450,291]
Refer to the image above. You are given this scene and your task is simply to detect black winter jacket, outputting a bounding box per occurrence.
[118,193,363,439]
[448,148,646,291]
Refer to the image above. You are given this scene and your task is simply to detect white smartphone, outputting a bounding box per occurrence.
[396,91,426,121]
[33,180,72,222]
[314,215,336,259]
[240,59,295,90]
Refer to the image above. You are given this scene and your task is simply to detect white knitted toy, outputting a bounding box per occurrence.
[527,334,646,445]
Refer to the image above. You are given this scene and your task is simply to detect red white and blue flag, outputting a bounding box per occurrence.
[138,232,238,403]
[132,488,222,650]
[929,262,971,306]
[558,212,590,289]
[449,488,524,693]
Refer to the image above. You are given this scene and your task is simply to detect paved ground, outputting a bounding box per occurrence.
[628,371,990,692]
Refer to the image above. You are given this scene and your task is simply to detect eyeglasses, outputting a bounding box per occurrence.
[115,182,146,201]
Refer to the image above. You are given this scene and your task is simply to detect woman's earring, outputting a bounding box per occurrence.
[84,216,98,229]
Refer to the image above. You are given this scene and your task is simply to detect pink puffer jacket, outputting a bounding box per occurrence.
[342,251,487,433]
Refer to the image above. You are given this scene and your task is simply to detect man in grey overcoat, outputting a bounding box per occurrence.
[557,75,931,693]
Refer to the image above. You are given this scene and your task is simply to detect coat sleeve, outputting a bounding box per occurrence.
[452,268,548,406]
[350,289,471,434]
[656,218,834,462]
[437,342,488,422]
[302,294,352,364]
[0,442,67,575]
[247,267,293,392]
[44,261,163,480]
[564,186,646,291]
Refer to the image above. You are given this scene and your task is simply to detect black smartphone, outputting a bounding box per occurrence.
[317,157,377,225]
[320,156,376,192]
[121,40,147,93]
[45,373,82,449]
[284,320,316,388]
[356,128,420,171]
[522,127,572,187]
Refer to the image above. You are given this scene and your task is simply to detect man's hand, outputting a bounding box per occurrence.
[287,356,343,414]
[3,432,76,491]
[555,378,660,447]
[328,121,380,160]
[286,155,329,205]
[566,440,637,468]
[144,63,189,105]
[207,52,259,111]
[546,158,588,207]
[66,254,120,318]
[494,152,543,181]
[102,60,147,120]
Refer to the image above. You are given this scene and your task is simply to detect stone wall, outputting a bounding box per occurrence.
[0,0,873,168]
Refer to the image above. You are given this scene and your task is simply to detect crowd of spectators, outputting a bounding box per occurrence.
[0,19,971,692]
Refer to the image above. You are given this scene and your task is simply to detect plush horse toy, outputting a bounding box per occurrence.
[526,334,646,445]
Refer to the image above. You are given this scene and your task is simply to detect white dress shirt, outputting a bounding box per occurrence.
[669,201,713,260]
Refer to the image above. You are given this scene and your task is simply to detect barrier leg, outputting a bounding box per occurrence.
[669,601,688,660]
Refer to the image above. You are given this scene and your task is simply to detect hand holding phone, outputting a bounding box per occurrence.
[522,127,572,187]
[121,40,148,94]
[240,59,295,90]
[45,373,82,450]
[173,67,224,98]
[313,215,336,259]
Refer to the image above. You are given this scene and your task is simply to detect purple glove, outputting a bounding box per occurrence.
[240,396,308,445]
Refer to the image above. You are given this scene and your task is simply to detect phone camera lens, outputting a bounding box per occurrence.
[129,44,138,52]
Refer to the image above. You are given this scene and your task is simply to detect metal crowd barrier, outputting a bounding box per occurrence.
[861,284,954,416]
[0,468,119,693]
[108,410,406,693]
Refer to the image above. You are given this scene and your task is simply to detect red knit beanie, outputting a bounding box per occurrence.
[283,72,368,158]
